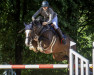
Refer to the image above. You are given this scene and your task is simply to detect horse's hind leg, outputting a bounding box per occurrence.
[52,53,68,61]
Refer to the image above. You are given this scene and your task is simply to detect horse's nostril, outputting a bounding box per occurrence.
[25,43,29,46]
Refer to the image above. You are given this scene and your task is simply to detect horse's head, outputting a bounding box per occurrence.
[32,19,43,35]
[24,23,32,46]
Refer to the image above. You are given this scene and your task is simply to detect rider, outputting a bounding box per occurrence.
[32,1,66,44]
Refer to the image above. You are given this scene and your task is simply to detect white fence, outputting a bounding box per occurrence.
[69,49,89,75]
[69,41,94,75]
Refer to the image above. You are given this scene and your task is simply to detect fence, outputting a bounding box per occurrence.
[0,41,93,75]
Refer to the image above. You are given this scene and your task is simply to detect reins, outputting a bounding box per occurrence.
[18,28,25,33]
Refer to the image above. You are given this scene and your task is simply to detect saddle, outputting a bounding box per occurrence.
[39,24,56,36]
[36,16,56,35]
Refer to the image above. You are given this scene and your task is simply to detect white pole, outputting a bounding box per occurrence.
[69,41,76,75]
[69,49,73,75]
[86,60,89,75]
[75,55,78,75]
[92,42,94,75]
[81,60,84,75]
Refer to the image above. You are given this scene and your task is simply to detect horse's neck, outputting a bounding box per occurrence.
[43,30,55,40]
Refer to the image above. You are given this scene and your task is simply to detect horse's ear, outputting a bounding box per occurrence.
[24,22,27,27]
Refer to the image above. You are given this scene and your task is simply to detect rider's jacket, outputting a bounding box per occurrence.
[32,7,57,24]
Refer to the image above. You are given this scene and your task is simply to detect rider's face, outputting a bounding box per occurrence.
[43,7,48,11]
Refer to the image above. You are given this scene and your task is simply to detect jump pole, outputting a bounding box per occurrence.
[0,64,68,69]
[0,64,93,69]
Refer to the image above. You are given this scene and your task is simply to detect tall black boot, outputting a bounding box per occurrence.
[56,28,66,44]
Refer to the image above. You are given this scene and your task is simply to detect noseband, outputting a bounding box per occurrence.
[26,37,30,38]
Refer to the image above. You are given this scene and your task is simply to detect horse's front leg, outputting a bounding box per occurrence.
[37,41,44,52]
[29,40,34,50]
[37,37,50,52]
[29,40,38,53]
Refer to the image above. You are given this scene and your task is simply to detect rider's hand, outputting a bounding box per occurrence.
[51,24,54,26]
[32,17,35,21]
[42,22,47,25]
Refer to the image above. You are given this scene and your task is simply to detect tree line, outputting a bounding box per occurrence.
[0,0,94,75]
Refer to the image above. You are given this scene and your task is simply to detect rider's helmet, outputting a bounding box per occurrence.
[41,1,49,7]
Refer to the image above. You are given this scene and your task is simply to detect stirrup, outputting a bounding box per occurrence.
[61,38,66,45]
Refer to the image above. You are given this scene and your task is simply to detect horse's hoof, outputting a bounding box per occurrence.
[39,48,43,52]
[37,47,39,50]
[34,50,38,53]
[33,48,38,53]
[37,47,43,52]
[29,46,34,50]
[29,48,33,50]
[40,49,43,52]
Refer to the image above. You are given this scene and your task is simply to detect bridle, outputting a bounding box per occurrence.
[32,20,43,35]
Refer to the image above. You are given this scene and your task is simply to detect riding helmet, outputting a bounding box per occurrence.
[41,1,49,7]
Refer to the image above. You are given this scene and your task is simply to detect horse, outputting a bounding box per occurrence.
[24,19,76,61]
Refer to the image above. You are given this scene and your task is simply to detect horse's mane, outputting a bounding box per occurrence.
[32,16,44,26]
[32,19,42,26]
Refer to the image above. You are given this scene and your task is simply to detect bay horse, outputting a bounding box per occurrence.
[24,19,76,61]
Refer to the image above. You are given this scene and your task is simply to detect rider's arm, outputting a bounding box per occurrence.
[32,8,42,21]
[46,8,53,24]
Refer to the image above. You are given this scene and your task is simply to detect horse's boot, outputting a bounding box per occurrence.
[56,28,66,45]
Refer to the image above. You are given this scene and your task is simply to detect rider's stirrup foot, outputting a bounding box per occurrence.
[61,38,66,45]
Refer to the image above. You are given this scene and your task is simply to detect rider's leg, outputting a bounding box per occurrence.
[52,16,66,44]
[55,27,66,44]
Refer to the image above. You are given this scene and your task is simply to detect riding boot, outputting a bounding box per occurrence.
[56,28,66,44]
